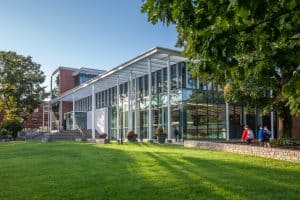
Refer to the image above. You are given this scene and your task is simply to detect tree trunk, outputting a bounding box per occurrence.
[277,107,292,138]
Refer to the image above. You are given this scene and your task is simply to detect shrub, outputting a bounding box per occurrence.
[276,136,297,146]
[127,130,136,138]
[99,133,107,139]
[155,126,166,136]
[155,126,166,143]
[0,128,10,139]
[127,130,137,142]
[0,119,23,140]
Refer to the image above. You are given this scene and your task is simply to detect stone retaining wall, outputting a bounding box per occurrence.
[184,140,300,163]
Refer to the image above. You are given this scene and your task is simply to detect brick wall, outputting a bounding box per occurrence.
[62,101,73,114]
[24,102,49,130]
[184,140,300,163]
[59,69,75,93]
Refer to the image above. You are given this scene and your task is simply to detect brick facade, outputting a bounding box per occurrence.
[62,101,73,114]
[59,69,76,93]
[24,102,49,130]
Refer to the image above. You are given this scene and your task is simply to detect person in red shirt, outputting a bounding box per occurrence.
[241,124,253,144]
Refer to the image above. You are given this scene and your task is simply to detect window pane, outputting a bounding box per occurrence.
[144,75,149,96]
[157,70,162,94]
[163,68,167,92]
[151,72,156,95]
[171,64,177,89]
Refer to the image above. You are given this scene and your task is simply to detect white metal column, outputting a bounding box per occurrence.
[128,71,132,131]
[117,76,120,141]
[148,58,153,141]
[92,85,95,141]
[59,100,63,130]
[167,56,172,142]
[49,102,52,132]
[72,93,76,130]
[226,102,230,141]
[134,74,138,139]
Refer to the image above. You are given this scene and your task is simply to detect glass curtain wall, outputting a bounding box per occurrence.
[64,59,276,141]
[71,61,228,140]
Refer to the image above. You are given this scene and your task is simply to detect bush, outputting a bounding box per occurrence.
[99,133,107,139]
[0,128,10,139]
[127,130,136,138]
[155,127,166,136]
[0,119,23,140]
[276,136,297,146]
[155,127,167,143]
[127,130,137,142]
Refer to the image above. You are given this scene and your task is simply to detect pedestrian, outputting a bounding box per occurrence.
[241,125,254,144]
[262,125,271,147]
[173,127,179,142]
[258,125,264,146]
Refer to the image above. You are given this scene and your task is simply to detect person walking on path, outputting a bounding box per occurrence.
[241,125,254,144]
[173,127,179,142]
[258,125,264,146]
[262,126,271,147]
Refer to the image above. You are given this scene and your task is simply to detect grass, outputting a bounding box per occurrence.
[0,141,299,200]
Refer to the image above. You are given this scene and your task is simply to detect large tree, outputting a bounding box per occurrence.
[142,0,300,138]
[0,51,48,122]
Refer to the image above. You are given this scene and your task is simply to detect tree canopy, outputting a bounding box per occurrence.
[142,0,300,137]
[0,51,48,122]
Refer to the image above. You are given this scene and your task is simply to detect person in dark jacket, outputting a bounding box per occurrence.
[262,126,271,147]
[173,127,179,142]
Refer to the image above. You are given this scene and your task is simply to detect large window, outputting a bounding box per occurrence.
[178,62,186,88]
[187,71,197,89]
[75,96,92,111]
[183,90,226,140]
[74,74,97,86]
[156,70,162,94]
[138,76,144,98]
[144,75,149,97]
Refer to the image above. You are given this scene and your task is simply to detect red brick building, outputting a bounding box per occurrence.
[50,67,105,131]
[0,102,49,131]
[23,102,49,131]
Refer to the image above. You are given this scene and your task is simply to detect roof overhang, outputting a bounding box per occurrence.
[50,47,187,103]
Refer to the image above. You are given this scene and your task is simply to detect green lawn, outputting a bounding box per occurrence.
[0,141,299,200]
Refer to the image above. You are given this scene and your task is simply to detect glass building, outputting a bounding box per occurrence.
[50,47,276,141]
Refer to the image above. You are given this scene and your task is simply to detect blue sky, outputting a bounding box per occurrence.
[0,0,178,91]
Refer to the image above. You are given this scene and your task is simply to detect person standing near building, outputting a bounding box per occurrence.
[263,126,271,147]
[258,125,264,146]
[241,125,254,144]
[173,126,179,142]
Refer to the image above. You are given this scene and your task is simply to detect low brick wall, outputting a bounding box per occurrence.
[184,140,300,163]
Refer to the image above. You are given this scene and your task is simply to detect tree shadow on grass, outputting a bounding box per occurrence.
[1,141,299,200]
[179,156,300,200]
[1,141,194,200]
[130,143,300,200]
[139,145,239,200]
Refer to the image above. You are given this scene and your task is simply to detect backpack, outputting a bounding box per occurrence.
[248,129,254,139]
[263,130,271,140]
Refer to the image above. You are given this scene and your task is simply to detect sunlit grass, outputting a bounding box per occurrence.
[0,141,299,200]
